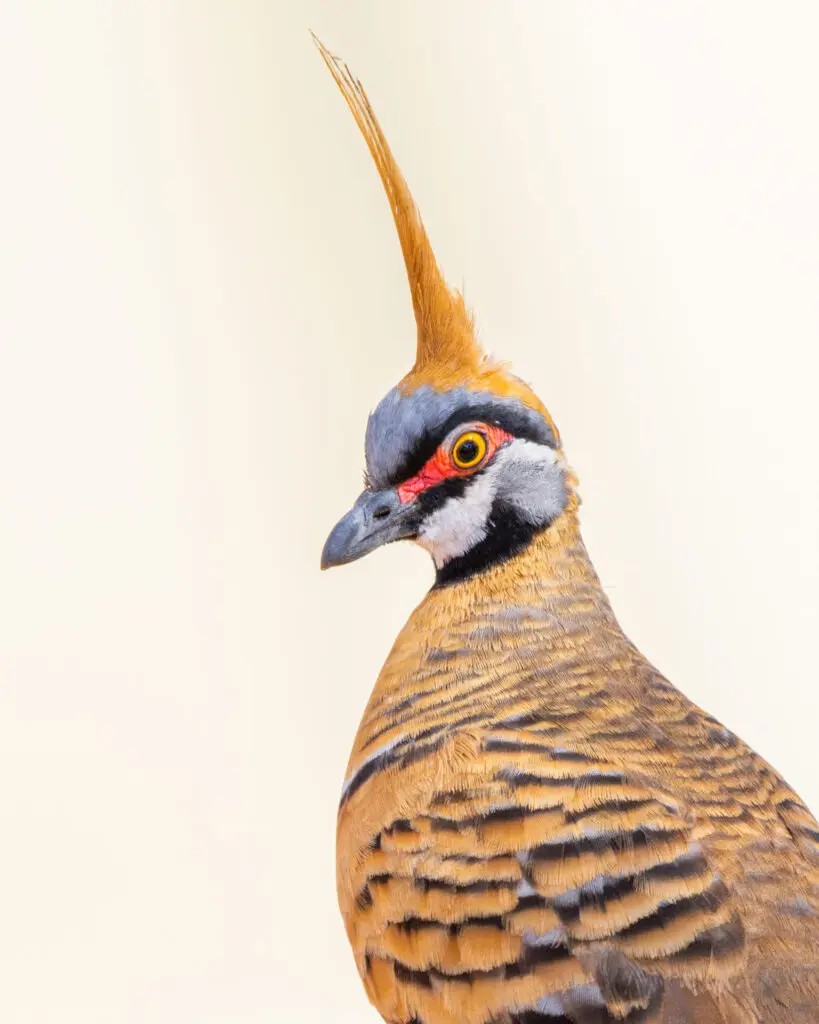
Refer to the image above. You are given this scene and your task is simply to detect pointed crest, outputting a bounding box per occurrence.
[313,35,482,380]
[313,36,558,437]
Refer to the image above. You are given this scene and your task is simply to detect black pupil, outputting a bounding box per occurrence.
[457,438,480,464]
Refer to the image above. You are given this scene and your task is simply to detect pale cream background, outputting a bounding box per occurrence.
[1,2,817,1021]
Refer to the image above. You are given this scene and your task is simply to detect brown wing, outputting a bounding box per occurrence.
[341,727,754,1024]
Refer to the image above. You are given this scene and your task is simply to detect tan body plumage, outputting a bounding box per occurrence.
[315,39,819,1023]
[338,513,819,1021]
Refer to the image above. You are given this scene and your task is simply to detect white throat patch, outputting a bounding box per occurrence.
[416,463,498,568]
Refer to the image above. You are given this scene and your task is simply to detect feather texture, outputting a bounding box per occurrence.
[337,512,819,1022]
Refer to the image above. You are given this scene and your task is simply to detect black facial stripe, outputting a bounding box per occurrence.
[433,499,556,588]
[415,475,471,516]
[388,403,555,487]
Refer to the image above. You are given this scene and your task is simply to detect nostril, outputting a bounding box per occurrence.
[372,505,391,521]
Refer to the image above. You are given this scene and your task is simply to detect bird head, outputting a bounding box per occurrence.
[316,40,572,585]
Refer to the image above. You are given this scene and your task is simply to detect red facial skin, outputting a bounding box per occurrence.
[396,423,513,504]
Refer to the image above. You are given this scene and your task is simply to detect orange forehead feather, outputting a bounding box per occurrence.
[313,36,558,442]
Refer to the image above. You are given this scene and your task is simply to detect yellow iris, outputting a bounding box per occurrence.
[451,430,487,470]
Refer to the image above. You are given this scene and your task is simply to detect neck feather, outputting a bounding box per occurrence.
[434,502,605,600]
[349,506,637,763]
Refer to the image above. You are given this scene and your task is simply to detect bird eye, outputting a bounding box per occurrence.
[451,430,488,470]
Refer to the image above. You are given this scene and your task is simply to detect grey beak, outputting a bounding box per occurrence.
[321,488,418,569]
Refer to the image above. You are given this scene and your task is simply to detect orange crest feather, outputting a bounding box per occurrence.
[313,35,558,440]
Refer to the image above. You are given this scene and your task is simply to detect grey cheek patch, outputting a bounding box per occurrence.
[490,443,568,527]
[364,384,556,489]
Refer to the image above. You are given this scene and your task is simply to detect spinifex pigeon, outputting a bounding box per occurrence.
[316,38,819,1024]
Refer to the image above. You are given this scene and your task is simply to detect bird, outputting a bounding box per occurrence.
[314,38,819,1024]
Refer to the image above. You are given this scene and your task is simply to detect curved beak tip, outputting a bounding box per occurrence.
[319,548,341,571]
[320,488,415,572]
[320,520,355,571]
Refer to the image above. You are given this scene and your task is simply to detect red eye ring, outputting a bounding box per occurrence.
[396,422,514,504]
